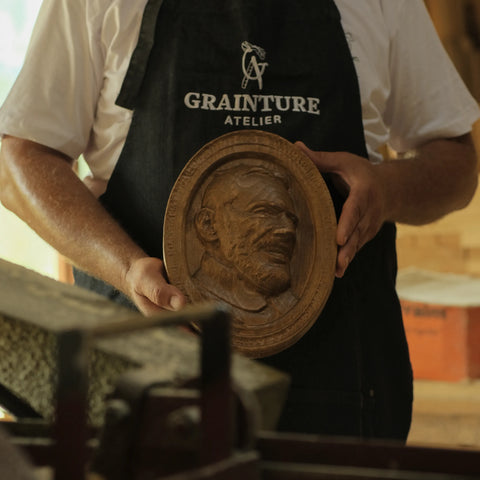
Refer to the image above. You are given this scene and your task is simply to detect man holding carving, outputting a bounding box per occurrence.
[0,0,478,440]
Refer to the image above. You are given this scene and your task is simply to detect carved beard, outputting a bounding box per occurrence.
[219,219,295,297]
[240,262,291,297]
[231,246,292,297]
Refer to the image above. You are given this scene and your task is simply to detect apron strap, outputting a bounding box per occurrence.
[116,0,165,110]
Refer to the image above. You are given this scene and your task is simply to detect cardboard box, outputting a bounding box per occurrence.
[398,269,480,381]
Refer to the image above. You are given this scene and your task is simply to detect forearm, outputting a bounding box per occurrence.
[0,136,145,295]
[380,135,478,226]
[297,133,478,277]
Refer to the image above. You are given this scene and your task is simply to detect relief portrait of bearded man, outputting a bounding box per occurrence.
[192,162,299,326]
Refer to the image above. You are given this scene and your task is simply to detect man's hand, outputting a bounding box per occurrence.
[124,257,186,316]
[295,134,478,279]
[296,142,387,278]
[0,136,186,317]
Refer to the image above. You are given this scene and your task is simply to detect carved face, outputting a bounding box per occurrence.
[210,172,298,296]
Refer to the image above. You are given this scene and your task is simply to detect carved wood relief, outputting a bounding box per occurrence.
[164,130,337,358]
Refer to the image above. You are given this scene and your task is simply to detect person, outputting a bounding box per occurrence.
[0,0,478,442]
[192,162,299,323]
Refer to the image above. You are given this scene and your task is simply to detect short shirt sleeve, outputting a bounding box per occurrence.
[0,0,103,159]
[384,0,480,152]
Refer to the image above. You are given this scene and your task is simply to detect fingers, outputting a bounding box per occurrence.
[296,141,361,277]
[335,196,361,277]
[125,257,187,316]
[136,281,185,315]
[134,285,185,316]
[295,140,386,278]
[335,184,385,277]
[336,227,360,278]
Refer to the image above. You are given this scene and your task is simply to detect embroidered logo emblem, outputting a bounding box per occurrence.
[241,41,268,91]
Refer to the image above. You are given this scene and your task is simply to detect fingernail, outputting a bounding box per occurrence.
[344,256,350,269]
[169,296,182,311]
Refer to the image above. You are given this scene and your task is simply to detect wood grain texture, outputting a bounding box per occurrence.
[164,130,336,358]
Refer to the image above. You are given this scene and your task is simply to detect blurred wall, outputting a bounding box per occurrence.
[396,0,480,277]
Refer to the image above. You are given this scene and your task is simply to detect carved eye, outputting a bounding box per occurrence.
[287,212,299,227]
[252,204,279,216]
[251,204,298,227]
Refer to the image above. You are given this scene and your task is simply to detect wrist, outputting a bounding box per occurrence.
[375,161,400,224]
[120,251,151,297]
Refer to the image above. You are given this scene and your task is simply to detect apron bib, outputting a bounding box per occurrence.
[75,0,413,440]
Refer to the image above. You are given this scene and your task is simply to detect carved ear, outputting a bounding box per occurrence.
[195,208,218,242]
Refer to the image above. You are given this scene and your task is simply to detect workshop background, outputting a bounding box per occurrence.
[0,0,479,448]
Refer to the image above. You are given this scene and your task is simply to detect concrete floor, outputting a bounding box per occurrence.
[395,269,480,450]
[408,379,480,449]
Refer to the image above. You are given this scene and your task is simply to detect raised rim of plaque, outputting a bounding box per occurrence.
[163,130,337,358]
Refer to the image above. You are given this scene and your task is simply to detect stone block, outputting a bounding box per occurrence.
[0,259,289,429]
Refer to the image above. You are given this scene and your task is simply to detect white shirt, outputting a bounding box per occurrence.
[0,0,478,181]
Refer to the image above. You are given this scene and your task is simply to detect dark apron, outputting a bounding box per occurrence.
[75,0,413,441]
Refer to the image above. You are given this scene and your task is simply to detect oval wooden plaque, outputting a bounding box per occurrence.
[163,130,336,358]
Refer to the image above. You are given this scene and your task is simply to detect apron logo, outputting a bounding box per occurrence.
[241,41,268,91]
[183,40,321,128]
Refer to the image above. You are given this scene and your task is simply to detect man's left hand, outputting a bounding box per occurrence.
[296,134,478,279]
[296,142,387,278]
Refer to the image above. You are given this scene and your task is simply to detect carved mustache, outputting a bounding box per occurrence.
[253,230,296,260]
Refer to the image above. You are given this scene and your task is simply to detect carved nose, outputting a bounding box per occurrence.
[277,211,298,232]
[272,225,296,251]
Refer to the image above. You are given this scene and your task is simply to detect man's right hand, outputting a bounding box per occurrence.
[124,257,186,316]
[0,136,187,317]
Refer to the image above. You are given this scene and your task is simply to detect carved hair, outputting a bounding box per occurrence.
[200,162,291,211]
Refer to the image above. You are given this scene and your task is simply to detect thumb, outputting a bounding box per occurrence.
[126,257,187,315]
[134,280,186,316]
[142,274,186,312]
